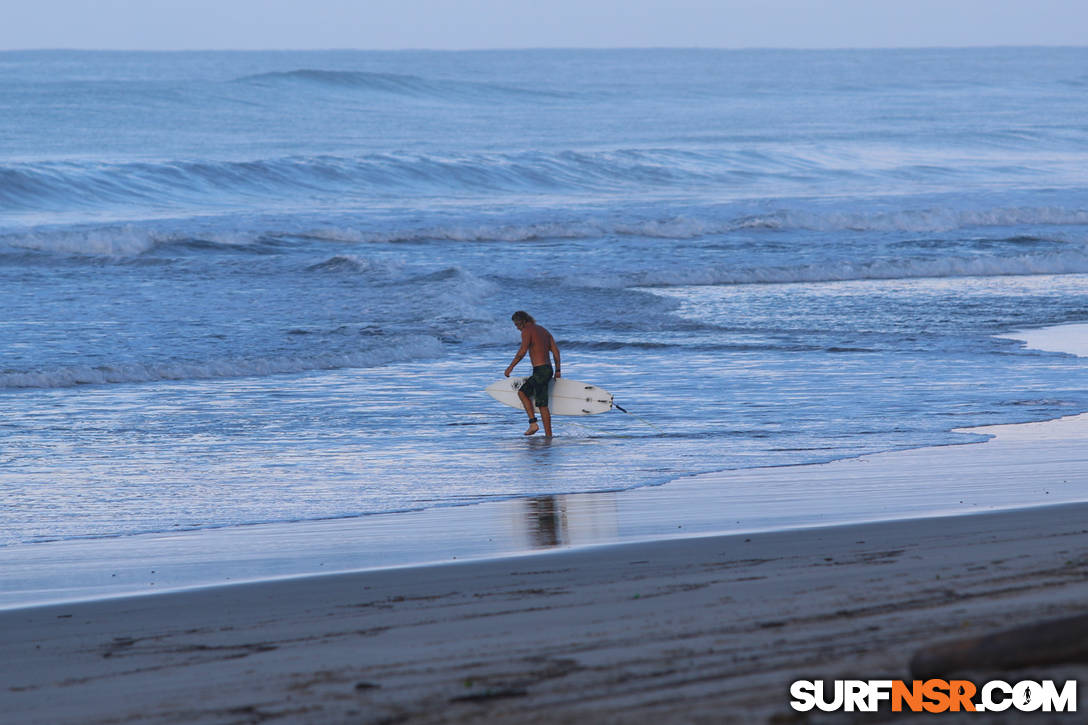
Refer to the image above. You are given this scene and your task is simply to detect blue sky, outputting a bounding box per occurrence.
[3,0,1086,50]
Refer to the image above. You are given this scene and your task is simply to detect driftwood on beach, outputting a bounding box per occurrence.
[911,612,1088,678]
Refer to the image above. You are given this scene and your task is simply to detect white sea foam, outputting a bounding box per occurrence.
[5,205,1086,259]
[752,207,1088,234]
[625,250,1088,287]
[312,207,1088,244]
[3,226,161,257]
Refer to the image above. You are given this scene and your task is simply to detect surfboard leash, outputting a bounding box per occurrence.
[611,400,664,433]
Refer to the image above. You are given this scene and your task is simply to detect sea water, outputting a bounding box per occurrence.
[2,48,1088,549]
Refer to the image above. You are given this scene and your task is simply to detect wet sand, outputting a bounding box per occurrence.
[3,499,1088,724]
[6,410,1088,612]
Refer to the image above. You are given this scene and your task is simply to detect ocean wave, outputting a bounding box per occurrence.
[627,250,1088,287]
[0,225,163,256]
[233,68,563,102]
[4,205,1087,262]
[0,227,280,258]
[298,207,1088,246]
[304,256,496,302]
[740,207,1088,234]
[8,148,1079,214]
[0,336,444,390]
[304,254,404,276]
[0,151,699,211]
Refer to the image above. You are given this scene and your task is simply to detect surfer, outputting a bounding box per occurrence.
[505,310,561,436]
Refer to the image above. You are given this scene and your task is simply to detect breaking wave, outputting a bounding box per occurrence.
[302,208,1088,244]
[5,142,1084,214]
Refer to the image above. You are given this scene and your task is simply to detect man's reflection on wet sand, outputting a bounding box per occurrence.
[524,496,564,547]
[520,494,618,549]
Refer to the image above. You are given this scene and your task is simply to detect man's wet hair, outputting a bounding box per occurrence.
[511,310,535,324]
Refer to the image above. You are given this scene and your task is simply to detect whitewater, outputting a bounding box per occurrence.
[2,47,1087,549]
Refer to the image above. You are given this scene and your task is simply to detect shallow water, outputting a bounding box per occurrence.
[2,48,1088,548]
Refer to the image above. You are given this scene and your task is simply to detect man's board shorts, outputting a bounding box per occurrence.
[519,364,553,409]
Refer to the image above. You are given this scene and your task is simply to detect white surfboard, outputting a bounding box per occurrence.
[485,377,614,416]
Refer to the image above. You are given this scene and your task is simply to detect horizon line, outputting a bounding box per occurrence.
[2,43,1086,53]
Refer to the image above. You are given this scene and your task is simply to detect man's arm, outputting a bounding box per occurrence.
[504,329,531,377]
[550,336,561,378]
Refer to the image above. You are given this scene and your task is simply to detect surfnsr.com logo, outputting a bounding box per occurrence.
[790,679,1077,713]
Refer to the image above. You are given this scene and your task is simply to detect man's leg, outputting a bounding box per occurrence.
[539,405,552,437]
[517,389,539,436]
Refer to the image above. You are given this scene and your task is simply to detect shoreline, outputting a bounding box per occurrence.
[3,407,1087,611]
[1,323,1085,610]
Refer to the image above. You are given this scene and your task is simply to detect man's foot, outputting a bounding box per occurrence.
[524,418,539,436]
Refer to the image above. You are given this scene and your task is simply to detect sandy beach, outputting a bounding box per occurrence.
[2,501,1087,724]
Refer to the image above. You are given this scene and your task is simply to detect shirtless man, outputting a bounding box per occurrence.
[504,310,561,437]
